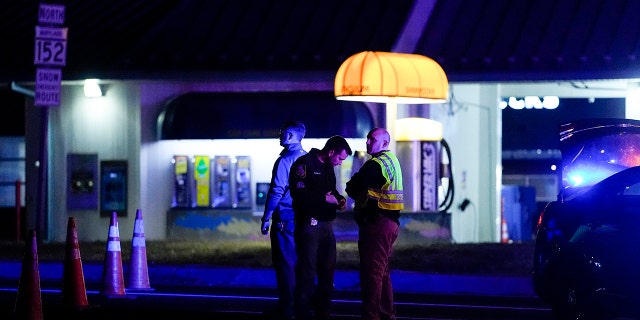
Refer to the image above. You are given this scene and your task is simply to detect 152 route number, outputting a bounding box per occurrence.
[34,39,66,66]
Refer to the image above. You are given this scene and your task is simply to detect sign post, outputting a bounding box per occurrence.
[33,3,67,241]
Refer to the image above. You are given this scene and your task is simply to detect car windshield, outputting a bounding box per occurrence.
[559,119,640,197]
[562,133,640,189]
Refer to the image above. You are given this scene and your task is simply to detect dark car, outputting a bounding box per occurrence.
[533,118,640,320]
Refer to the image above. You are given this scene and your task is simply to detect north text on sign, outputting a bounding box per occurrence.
[39,4,65,25]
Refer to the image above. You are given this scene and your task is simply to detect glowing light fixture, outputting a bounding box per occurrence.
[334,51,448,104]
[335,51,449,152]
[83,79,103,97]
[395,117,443,141]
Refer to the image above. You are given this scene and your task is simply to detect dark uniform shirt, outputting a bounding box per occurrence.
[289,148,344,222]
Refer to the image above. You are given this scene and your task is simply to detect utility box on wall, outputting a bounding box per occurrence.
[100,160,127,217]
[67,153,98,210]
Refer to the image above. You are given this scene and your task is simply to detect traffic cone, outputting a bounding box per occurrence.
[127,209,153,291]
[13,229,43,320]
[501,218,510,243]
[101,211,126,297]
[62,217,89,309]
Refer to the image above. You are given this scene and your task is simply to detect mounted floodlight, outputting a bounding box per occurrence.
[395,117,443,141]
[334,51,448,104]
[83,79,103,97]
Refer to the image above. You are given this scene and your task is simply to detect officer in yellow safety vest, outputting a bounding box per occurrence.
[346,127,404,320]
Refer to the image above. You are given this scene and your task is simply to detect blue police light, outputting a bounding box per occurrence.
[568,174,584,187]
[564,165,620,188]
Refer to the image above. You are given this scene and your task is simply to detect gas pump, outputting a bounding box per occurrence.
[193,155,211,207]
[212,156,232,208]
[396,139,453,213]
[233,156,251,208]
[172,155,191,207]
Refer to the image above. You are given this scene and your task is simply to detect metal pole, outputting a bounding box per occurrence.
[15,179,21,242]
[386,99,398,153]
[36,107,49,241]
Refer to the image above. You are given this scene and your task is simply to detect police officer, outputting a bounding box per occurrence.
[289,135,352,320]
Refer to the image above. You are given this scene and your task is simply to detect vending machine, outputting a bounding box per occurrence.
[212,156,233,208]
[193,155,211,207]
[234,156,252,208]
[172,155,191,207]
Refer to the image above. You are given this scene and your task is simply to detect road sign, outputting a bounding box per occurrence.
[38,3,65,25]
[34,26,67,66]
[33,4,66,107]
[35,68,62,106]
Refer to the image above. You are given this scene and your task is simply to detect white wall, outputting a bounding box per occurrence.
[429,83,501,243]
[47,83,140,242]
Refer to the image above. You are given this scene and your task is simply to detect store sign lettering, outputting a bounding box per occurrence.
[421,142,438,212]
[405,86,435,96]
[500,96,559,110]
[341,85,369,95]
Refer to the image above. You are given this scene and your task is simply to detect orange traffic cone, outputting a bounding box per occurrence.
[62,217,89,308]
[13,229,43,320]
[127,209,153,291]
[101,211,126,297]
[501,218,510,243]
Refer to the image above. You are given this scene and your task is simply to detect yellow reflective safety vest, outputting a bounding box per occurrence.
[367,151,404,210]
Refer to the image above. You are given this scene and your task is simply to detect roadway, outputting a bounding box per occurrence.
[0,261,552,319]
[0,284,552,320]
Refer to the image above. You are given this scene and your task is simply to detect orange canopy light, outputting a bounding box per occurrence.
[335,51,448,104]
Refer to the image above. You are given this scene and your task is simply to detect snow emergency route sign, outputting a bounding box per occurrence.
[35,68,62,106]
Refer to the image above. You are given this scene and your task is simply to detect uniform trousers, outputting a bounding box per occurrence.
[294,220,336,320]
[358,214,400,320]
[270,219,296,319]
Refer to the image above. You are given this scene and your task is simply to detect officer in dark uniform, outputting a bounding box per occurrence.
[289,135,352,320]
